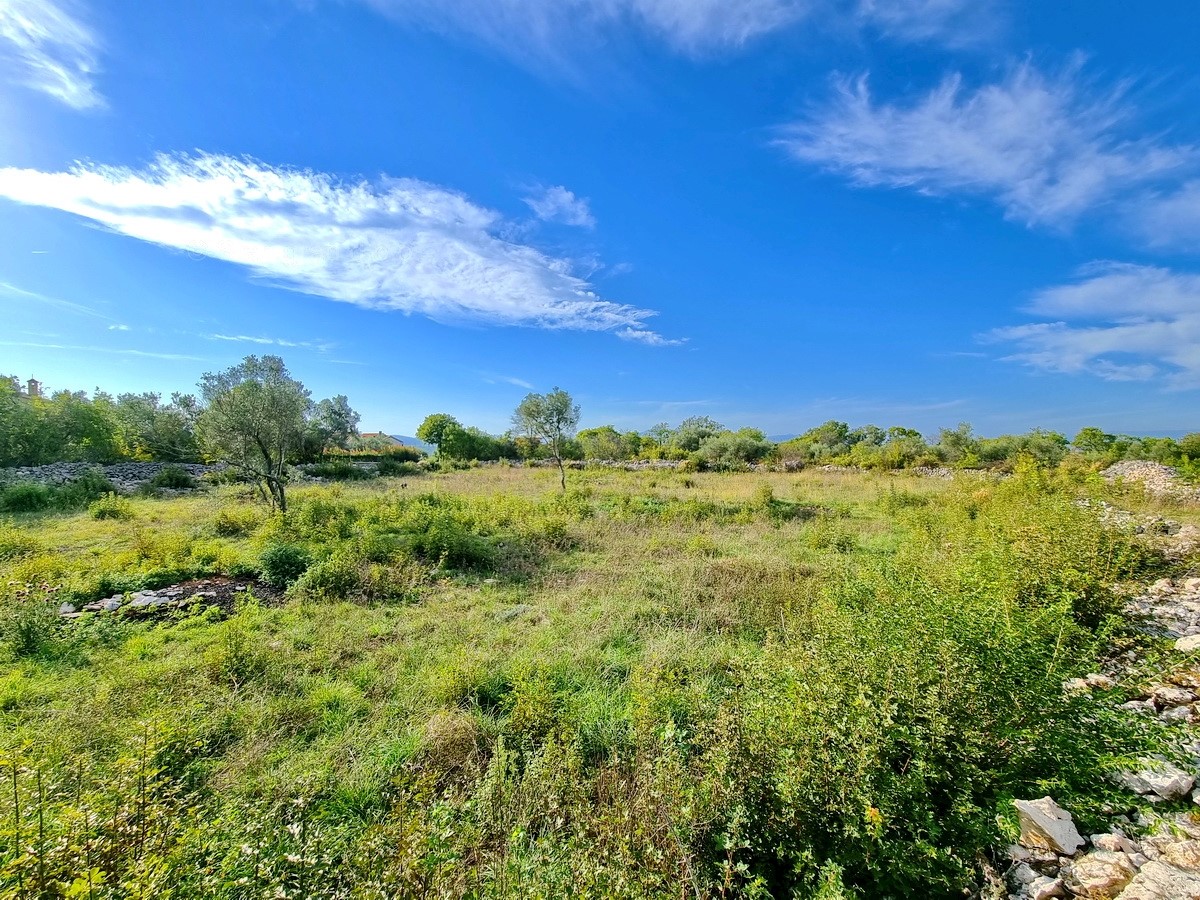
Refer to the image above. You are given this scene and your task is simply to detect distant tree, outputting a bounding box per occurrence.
[113,391,201,461]
[416,413,461,459]
[672,416,725,453]
[1072,427,1116,454]
[512,388,580,490]
[578,425,639,460]
[697,428,774,470]
[197,355,311,512]
[304,395,360,459]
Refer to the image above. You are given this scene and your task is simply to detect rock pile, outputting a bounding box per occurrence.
[1103,461,1200,503]
[0,461,218,494]
[57,577,281,619]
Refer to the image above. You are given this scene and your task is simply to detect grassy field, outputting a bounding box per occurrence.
[0,464,1194,898]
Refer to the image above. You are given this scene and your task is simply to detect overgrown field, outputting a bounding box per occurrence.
[1,465,1194,898]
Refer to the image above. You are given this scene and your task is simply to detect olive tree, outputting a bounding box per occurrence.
[512,387,579,491]
[197,355,311,512]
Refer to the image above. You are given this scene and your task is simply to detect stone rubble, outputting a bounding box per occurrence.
[0,461,218,494]
[1007,490,1200,900]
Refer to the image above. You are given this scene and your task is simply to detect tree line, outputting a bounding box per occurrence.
[5,362,1198,494]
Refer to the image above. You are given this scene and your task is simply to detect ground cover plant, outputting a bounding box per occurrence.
[0,463,1191,898]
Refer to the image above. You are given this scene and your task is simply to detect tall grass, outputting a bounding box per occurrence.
[0,465,1179,897]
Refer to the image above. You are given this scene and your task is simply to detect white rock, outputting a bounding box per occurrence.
[1116,859,1200,899]
[1177,635,1200,653]
[1067,850,1136,898]
[1151,685,1197,706]
[1086,673,1118,690]
[1027,875,1065,899]
[1013,797,1086,855]
[1117,760,1196,801]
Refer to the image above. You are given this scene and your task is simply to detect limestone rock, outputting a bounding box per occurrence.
[1116,760,1196,801]
[1013,797,1086,855]
[1115,860,1200,899]
[1067,851,1135,898]
[1178,635,1200,653]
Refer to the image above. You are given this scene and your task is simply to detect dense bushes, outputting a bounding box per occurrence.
[0,468,118,513]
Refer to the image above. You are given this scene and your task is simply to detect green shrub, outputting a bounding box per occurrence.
[89,492,135,520]
[377,457,421,477]
[260,543,311,587]
[1,582,62,657]
[148,465,199,490]
[0,482,53,512]
[307,460,373,481]
[212,504,263,537]
[56,468,118,507]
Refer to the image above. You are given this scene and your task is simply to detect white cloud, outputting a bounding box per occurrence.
[1134,179,1200,252]
[780,61,1196,227]
[616,327,686,347]
[107,323,129,330]
[855,0,997,46]
[359,0,986,61]
[208,333,331,350]
[0,153,675,344]
[523,185,595,228]
[986,263,1200,389]
[0,340,203,362]
[0,0,104,109]
[0,279,109,319]
[365,0,813,58]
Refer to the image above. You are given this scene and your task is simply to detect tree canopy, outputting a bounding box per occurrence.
[512,388,580,490]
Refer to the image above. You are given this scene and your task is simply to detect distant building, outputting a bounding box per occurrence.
[358,432,403,447]
[26,378,41,398]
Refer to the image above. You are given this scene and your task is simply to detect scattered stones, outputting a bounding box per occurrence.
[60,577,283,619]
[1014,798,1086,855]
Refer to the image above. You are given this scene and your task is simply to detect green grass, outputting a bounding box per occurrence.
[0,464,1186,898]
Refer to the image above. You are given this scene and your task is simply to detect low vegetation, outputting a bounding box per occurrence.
[1,461,1193,898]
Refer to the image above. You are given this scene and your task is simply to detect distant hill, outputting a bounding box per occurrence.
[768,434,798,444]
[391,434,434,453]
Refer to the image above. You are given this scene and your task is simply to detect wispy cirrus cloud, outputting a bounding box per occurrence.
[780,60,1196,227]
[358,0,988,63]
[1134,179,1200,252]
[985,262,1200,389]
[523,185,595,228]
[0,340,204,362]
[207,333,333,351]
[0,153,677,345]
[0,0,104,109]
[0,279,110,319]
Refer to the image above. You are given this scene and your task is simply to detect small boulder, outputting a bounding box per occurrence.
[1117,860,1200,899]
[1013,797,1086,855]
[1116,760,1196,802]
[1066,851,1136,898]
[1178,636,1200,653]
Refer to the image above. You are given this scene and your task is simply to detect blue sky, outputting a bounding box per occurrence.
[0,0,1197,438]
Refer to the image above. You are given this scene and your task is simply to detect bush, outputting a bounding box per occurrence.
[89,492,135,520]
[377,457,421,477]
[260,543,312,587]
[148,465,199,490]
[0,482,53,513]
[1,582,62,657]
[212,504,263,537]
[307,460,373,481]
[56,469,118,507]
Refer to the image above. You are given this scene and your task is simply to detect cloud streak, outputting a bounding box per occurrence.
[523,185,595,228]
[0,279,110,319]
[360,0,987,62]
[0,153,676,344]
[986,263,1200,389]
[780,60,1196,227]
[0,0,104,109]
